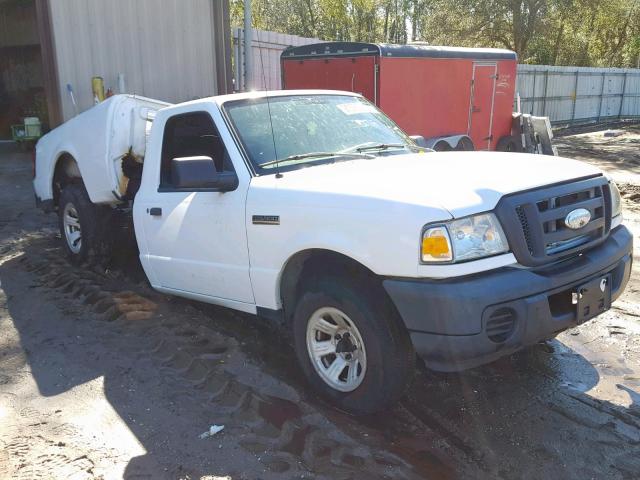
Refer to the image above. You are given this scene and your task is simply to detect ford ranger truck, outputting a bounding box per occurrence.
[33,91,633,414]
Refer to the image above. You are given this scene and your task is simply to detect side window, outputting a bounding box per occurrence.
[159,112,234,189]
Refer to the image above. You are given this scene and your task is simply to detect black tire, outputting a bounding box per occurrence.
[455,137,475,151]
[58,183,113,265]
[433,141,452,151]
[292,275,414,415]
[496,135,519,152]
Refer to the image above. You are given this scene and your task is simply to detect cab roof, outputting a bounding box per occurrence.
[157,90,362,113]
[212,89,361,105]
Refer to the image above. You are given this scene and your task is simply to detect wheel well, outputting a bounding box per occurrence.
[52,153,81,207]
[279,249,381,322]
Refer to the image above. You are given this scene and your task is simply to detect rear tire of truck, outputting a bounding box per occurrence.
[292,275,414,415]
[58,183,112,266]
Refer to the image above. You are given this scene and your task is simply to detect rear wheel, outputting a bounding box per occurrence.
[58,183,112,265]
[292,275,414,415]
[61,201,82,255]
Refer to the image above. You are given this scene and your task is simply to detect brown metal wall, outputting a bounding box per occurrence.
[34,0,62,129]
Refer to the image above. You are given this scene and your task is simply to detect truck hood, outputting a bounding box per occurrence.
[252,151,603,218]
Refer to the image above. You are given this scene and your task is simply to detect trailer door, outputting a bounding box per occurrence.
[468,63,497,150]
[283,56,377,104]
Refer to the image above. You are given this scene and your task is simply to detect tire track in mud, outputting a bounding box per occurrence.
[0,419,102,480]
[2,436,96,480]
[17,247,462,479]
[536,376,640,444]
[508,339,640,445]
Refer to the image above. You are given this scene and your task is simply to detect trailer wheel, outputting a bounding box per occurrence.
[455,138,474,151]
[496,135,519,152]
[433,141,452,151]
[58,183,113,265]
[292,274,415,415]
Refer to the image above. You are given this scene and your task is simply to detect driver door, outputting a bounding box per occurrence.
[135,108,254,308]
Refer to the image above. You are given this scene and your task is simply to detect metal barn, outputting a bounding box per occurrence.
[0,0,232,140]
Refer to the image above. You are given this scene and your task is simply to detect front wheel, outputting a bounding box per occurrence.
[292,275,414,415]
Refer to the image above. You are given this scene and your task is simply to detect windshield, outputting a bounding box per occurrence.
[223,94,417,174]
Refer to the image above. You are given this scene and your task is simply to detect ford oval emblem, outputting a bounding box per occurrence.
[564,208,591,230]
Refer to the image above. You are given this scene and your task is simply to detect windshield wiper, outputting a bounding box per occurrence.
[258,151,374,168]
[340,142,407,154]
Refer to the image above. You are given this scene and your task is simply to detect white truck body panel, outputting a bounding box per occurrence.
[33,95,170,204]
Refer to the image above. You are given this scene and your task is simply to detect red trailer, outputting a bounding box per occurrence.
[281,42,518,151]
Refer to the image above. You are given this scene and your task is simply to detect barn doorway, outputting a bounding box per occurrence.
[0,0,59,141]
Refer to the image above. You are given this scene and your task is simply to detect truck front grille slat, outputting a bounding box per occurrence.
[538,196,602,223]
[545,233,595,255]
[516,206,534,254]
[495,176,612,267]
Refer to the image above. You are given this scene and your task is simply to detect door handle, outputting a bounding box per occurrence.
[148,207,162,216]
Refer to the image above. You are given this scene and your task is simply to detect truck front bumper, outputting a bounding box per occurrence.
[383,225,633,372]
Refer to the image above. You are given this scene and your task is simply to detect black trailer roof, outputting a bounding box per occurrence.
[281,42,517,61]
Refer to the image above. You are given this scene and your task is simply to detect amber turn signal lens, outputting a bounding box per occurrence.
[421,226,452,262]
[422,236,449,255]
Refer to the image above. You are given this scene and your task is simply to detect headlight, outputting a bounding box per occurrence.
[422,213,509,263]
[610,180,622,219]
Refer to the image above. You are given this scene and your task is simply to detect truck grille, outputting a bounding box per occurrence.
[496,176,612,267]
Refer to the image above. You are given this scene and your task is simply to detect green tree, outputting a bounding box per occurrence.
[230,0,640,67]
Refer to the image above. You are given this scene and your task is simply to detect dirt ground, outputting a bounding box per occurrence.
[1,128,640,480]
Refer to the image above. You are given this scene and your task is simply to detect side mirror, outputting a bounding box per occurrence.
[171,156,238,192]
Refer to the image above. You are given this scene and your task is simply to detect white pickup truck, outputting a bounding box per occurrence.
[33,91,632,414]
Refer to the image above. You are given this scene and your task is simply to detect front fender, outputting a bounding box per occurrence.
[249,228,382,310]
[246,203,450,309]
